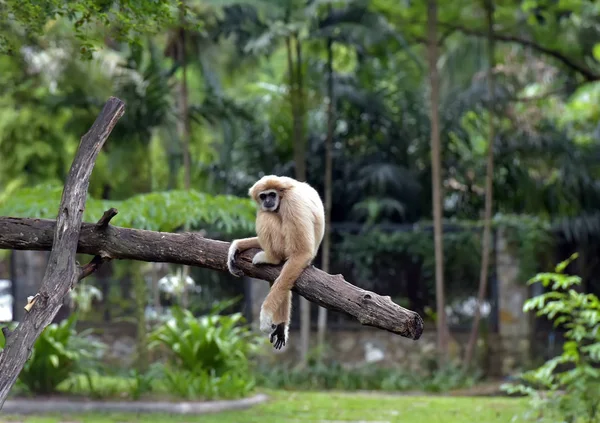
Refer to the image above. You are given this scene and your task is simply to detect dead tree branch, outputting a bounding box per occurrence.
[0,97,125,408]
[0,216,424,342]
[78,208,118,280]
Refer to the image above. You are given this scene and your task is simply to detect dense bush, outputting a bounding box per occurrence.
[502,253,600,423]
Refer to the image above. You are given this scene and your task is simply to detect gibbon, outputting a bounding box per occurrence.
[227,175,325,349]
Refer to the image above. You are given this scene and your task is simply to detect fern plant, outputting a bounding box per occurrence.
[502,253,600,423]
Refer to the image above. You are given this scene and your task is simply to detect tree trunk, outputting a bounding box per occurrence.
[293,34,311,366]
[294,35,307,182]
[317,32,334,349]
[178,5,192,309]
[0,98,125,407]
[132,261,148,372]
[427,0,449,362]
[464,0,496,369]
[286,36,299,170]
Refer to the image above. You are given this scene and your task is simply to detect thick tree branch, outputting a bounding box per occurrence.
[0,97,125,408]
[0,216,425,342]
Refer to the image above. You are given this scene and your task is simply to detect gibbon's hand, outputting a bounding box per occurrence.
[270,323,286,350]
[227,241,244,278]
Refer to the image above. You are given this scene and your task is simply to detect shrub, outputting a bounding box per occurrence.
[0,314,106,395]
[502,253,600,423]
[256,360,480,393]
[148,301,260,399]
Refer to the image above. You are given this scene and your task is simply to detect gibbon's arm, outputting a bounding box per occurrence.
[227,236,261,277]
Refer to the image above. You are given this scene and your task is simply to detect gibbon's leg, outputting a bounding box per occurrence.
[227,237,261,277]
[252,250,282,266]
[260,253,312,348]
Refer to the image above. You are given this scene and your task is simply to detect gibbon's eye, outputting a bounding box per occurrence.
[259,193,266,200]
[268,192,277,198]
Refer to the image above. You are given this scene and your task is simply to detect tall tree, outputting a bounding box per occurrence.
[427,0,448,361]
[178,3,193,309]
[317,19,334,349]
[283,8,310,362]
[464,0,496,368]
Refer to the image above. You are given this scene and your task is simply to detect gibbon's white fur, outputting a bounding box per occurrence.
[227,175,325,349]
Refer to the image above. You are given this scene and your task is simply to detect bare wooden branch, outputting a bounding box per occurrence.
[79,255,109,280]
[96,208,118,229]
[0,97,125,408]
[0,216,424,342]
[77,208,119,280]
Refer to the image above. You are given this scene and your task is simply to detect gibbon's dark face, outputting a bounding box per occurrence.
[258,189,280,212]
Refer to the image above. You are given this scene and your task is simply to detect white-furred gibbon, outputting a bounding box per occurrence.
[227,175,325,349]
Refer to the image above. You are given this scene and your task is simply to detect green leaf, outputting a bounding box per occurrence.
[49,354,60,368]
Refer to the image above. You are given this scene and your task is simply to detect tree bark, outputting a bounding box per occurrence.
[0,217,425,342]
[464,0,496,369]
[317,31,334,349]
[178,4,192,310]
[427,0,449,362]
[0,97,125,408]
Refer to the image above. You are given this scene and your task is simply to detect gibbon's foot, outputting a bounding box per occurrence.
[252,251,268,265]
[259,308,273,334]
[227,242,244,278]
[269,323,286,350]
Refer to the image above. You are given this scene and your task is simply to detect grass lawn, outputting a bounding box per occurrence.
[3,390,529,423]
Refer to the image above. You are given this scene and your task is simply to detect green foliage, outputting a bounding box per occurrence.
[148,301,260,399]
[56,364,255,401]
[502,253,600,423]
[0,314,107,395]
[338,224,481,302]
[0,184,256,234]
[149,303,259,375]
[339,215,554,299]
[159,367,256,400]
[1,0,188,57]
[256,360,481,393]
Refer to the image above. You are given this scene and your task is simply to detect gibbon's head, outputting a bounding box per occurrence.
[249,175,295,213]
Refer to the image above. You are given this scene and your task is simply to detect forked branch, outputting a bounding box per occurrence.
[0,97,125,408]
